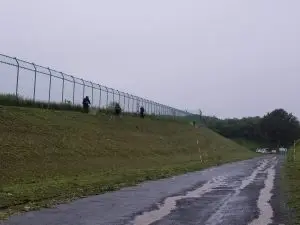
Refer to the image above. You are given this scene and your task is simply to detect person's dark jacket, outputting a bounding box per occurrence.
[83,97,91,106]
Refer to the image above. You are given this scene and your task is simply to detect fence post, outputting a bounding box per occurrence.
[145,100,148,114]
[140,98,143,113]
[126,93,130,112]
[148,100,151,114]
[136,97,140,114]
[117,90,121,104]
[145,99,147,113]
[98,84,101,109]
[60,72,65,103]
[139,98,142,113]
[123,92,126,112]
[157,103,160,116]
[145,99,149,114]
[159,104,161,115]
[129,95,132,112]
[90,81,94,106]
[139,98,142,112]
[135,96,138,113]
[137,98,146,110]
[32,63,37,101]
[81,79,85,100]
[131,95,135,113]
[112,88,115,103]
[14,57,20,98]
[105,86,109,108]
[142,98,146,112]
[150,101,153,115]
[47,67,52,107]
[70,75,75,105]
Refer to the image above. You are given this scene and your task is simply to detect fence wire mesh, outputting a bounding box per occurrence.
[0,53,190,117]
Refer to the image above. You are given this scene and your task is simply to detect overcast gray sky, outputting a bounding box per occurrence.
[1,0,300,118]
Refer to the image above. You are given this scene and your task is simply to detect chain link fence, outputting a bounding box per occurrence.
[0,53,190,116]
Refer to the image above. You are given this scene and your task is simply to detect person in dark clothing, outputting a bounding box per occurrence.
[192,121,196,127]
[114,103,121,116]
[82,96,91,113]
[140,106,145,118]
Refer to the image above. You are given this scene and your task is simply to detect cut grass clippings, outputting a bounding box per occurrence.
[0,105,257,219]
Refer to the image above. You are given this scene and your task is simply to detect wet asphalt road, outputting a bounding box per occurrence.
[2,156,286,225]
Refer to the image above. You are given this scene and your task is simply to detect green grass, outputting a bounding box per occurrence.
[285,142,300,224]
[0,93,83,112]
[0,93,184,121]
[0,105,257,219]
[232,138,263,151]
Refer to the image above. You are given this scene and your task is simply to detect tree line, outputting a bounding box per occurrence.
[187,108,300,148]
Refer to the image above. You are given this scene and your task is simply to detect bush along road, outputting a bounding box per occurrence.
[1,155,288,225]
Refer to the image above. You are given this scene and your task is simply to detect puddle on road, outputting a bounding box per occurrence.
[132,176,227,225]
[248,162,276,225]
[132,158,274,225]
[204,159,270,225]
[239,159,269,190]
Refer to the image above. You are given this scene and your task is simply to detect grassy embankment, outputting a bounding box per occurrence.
[231,138,262,151]
[285,141,300,224]
[0,94,257,219]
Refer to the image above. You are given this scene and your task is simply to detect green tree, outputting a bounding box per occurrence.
[260,108,300,147]
[185,108,300,148]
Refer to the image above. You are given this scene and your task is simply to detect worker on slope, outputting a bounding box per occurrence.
[140,106,145,118]
[82,96,91,113]
[114,103,122,116]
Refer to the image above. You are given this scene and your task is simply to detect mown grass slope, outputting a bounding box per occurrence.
[0,105,256,217]
[232,138,263,151]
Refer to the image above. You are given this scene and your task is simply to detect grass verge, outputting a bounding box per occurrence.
[0,105,257,219]
[284,142,300,224]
